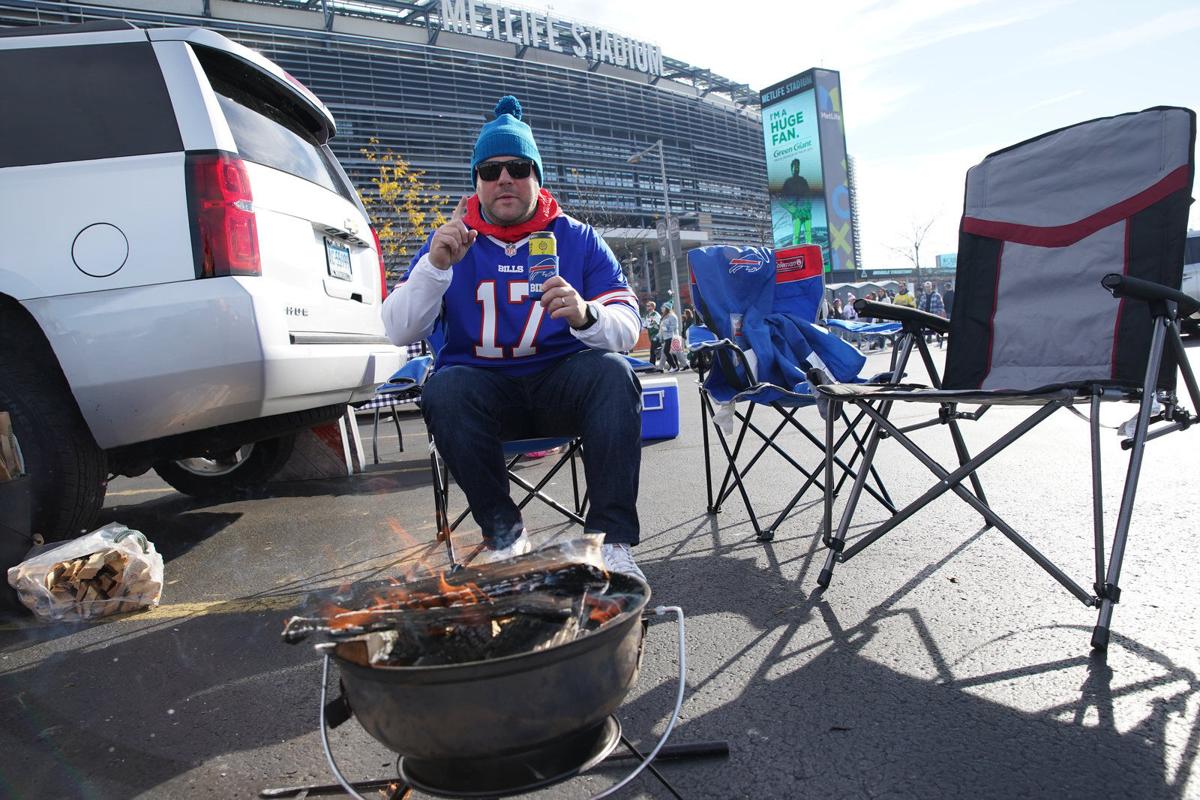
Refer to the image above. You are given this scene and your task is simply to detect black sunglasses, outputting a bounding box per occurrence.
[475,159,534,182]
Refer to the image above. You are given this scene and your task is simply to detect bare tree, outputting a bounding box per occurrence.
[887,216,937,284]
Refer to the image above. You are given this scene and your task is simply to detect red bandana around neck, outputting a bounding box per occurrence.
[464,188,562,243]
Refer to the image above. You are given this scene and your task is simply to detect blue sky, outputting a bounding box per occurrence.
[552,0,1200,269]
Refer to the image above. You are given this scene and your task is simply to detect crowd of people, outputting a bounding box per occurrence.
[824,280,955,349]
[826,279,954,322]
[641,299,698,372]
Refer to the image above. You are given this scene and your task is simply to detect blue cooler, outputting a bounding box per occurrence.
[640,376,679,440]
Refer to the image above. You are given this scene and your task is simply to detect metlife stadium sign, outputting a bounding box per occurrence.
[438,0,664,76]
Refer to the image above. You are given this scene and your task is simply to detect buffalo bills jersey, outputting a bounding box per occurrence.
[403,215,640,376]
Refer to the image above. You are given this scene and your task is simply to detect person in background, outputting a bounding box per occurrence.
[893,283,916,309]
[680,307,696,370]
[919,280,947,346]
[920,280,946,317]
[659,303,682,372]
[830,297,844,320]
[942,281,955,319]
[644,300,662,366]
[842,294,859,321]
[381,94,645,580]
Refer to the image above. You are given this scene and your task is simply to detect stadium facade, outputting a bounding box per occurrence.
[1,0,779,301]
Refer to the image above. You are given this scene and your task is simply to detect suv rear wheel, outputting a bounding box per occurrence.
[153,434,296,498]
[0,314,108,541]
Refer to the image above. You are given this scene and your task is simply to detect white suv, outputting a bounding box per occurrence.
[0,20,400,538]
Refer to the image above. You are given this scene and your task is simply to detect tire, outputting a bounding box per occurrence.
[153,433,296,498]
[0,315,108,541]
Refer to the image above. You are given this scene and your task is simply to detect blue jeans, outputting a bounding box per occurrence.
[422,348,642,546]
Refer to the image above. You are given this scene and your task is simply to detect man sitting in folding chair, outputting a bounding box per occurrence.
[381,94,645,579]
[688,243,896,542]
[811,106,1199,651]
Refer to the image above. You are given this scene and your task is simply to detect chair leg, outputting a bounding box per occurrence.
[818,398,839,587]
[705,405,768,540]
[1092,318,1168,650]
[573,441,588,515]
[372,408,382,465]
[700,382,715,514]
[429,439,458,568]
[818,397,890,588]
[509,447,587,526]
[392,408,404,453]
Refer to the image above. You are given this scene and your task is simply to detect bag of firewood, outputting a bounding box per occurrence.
[6,523,164,621]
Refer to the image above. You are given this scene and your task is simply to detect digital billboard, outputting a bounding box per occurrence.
[760,68,857,273]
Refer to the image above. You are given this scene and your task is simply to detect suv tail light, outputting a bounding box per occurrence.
[187,153,261,278]
[372,227,388,301]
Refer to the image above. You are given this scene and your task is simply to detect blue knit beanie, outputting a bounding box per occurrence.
[471,95,543,183]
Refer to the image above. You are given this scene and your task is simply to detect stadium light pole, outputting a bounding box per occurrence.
[627,140,681,319]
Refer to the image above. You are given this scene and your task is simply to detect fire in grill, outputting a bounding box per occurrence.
[283,543,635,667]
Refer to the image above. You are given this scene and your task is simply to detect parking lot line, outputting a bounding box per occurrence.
[0,593,307,631]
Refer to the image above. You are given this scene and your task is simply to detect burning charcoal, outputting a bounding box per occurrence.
[281,543,637,670]
[491,614,584,657]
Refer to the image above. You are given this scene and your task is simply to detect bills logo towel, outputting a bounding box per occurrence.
[728,257,765,274]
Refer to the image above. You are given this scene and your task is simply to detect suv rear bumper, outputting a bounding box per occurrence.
[23,278,401,450]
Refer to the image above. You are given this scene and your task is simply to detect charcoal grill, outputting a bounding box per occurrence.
[262,571,727,799]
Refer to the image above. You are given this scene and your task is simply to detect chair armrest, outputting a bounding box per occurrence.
[1101,274,1200,318]
[698,338,759,384]
[385,354,434,390]
[852,299,950,333]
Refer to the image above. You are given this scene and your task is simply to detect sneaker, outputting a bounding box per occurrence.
[475,530,532,565]
[602,543,646,583]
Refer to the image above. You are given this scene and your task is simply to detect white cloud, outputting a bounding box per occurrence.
[1047,7,1200,65]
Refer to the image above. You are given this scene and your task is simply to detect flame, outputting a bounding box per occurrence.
[315,569,493,630]
[321,600,381,631]
[585,595,623,625]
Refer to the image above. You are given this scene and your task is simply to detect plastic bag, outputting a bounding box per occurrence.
[7,523,164,621]
[670,335,683,354]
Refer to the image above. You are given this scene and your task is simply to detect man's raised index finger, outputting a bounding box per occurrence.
[451,194,471,223]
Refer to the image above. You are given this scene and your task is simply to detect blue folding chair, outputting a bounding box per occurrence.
[360,354,434,463]
[825,317,902,352]
[688,244,895,541]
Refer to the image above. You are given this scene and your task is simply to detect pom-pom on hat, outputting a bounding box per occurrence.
[471,95,543,183]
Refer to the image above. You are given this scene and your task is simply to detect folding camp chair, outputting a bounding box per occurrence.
[358,354,433,463]
[689,244,896,542]
[812,106,1199,650]
[431,435,587,568]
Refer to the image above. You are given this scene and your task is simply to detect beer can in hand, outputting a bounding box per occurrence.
[527,231,558,299]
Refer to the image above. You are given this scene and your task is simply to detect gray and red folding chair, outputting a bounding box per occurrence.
[811,106,1198,650]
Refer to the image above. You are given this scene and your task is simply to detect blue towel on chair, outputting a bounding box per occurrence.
[689,245,864,403]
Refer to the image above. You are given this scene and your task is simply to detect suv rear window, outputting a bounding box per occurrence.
[193,46,358,205]
[0,42,181,168]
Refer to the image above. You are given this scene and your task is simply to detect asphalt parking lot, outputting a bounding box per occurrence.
[2,345,1199,799]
